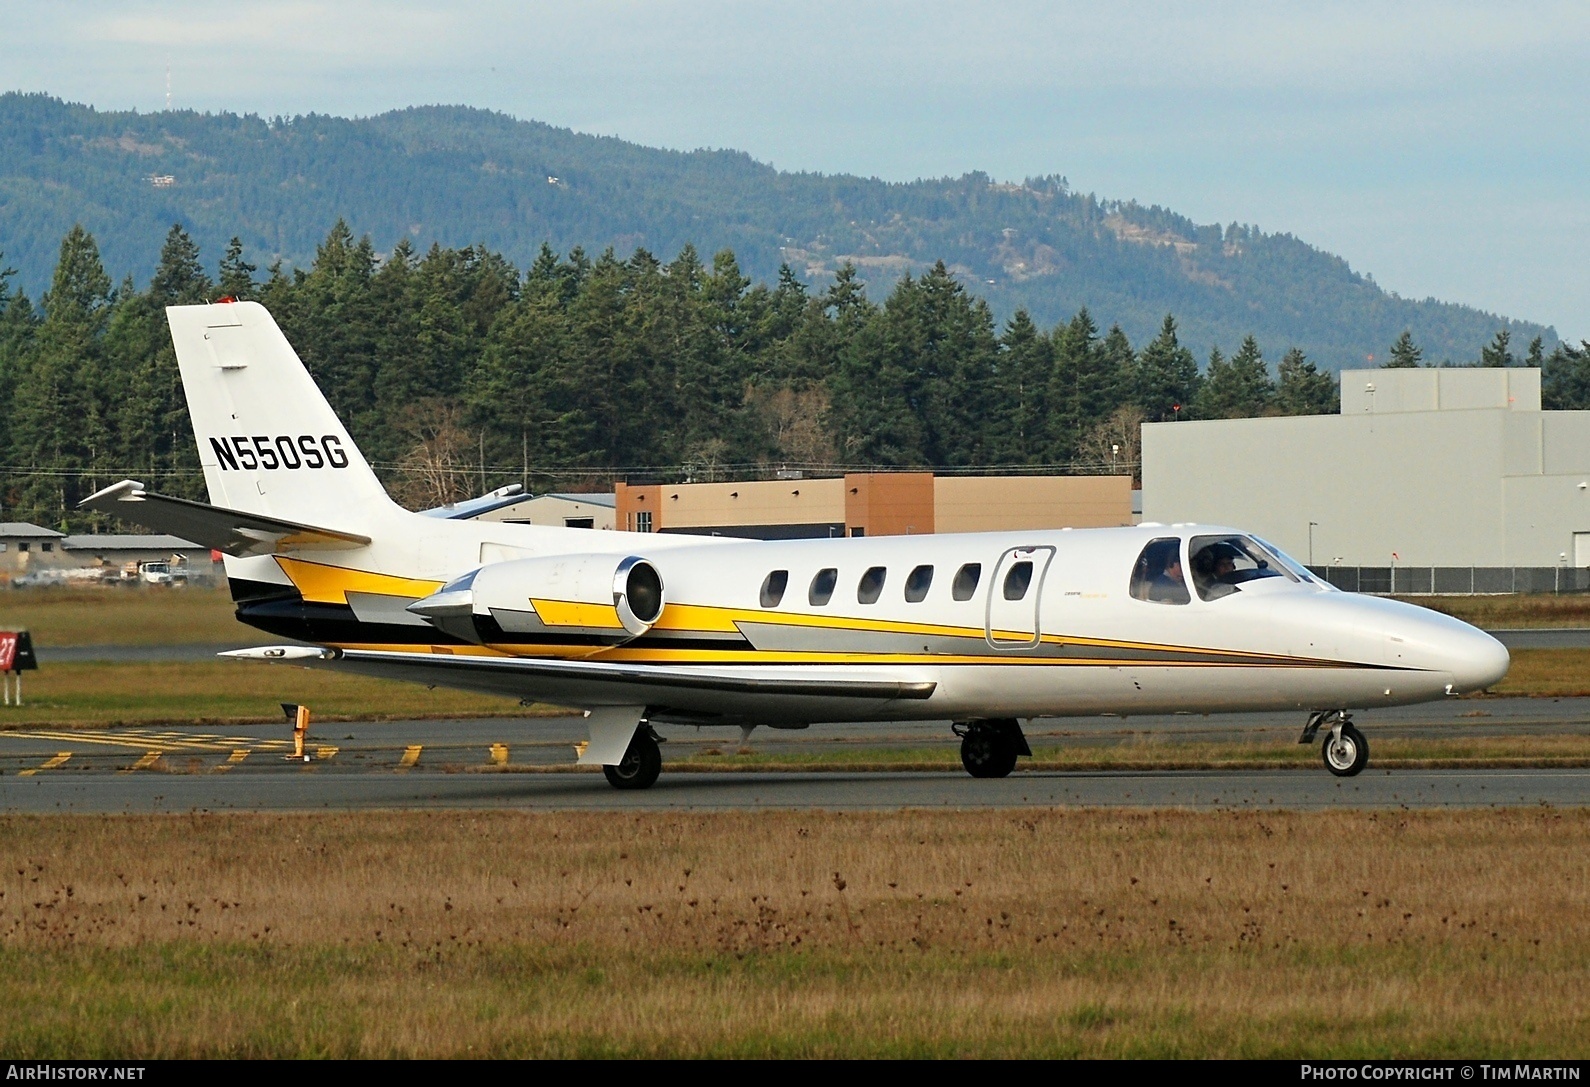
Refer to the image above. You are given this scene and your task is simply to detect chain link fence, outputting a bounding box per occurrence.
[1305,566,1590,595]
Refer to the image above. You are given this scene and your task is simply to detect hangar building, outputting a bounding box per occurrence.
[1142,367,1590,593]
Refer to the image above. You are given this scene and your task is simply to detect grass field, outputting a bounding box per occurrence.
[0,586,243,646]
[1403,593,1590,629]
[2,809,1587,1057]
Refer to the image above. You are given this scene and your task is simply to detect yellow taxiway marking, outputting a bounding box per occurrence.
[119,751,162,775]
[17,752,71,777]
[397,745,423,771]
[9,728,292,754]
[489,743,509,766]
[315,745,339,760]
[215,749,250,773]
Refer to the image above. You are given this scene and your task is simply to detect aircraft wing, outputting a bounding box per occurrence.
[80,480,371,557]
[222,645,937,709]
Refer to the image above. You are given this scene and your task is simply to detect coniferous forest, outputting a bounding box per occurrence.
[2,223,1587,530]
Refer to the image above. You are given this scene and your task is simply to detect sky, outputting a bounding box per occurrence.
[7,1,1588,341]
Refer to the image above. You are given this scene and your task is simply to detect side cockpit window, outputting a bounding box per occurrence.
[1189,535,1297,601]
[1130,537,1190,605]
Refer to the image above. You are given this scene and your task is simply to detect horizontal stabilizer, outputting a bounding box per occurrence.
[80,480,371,557]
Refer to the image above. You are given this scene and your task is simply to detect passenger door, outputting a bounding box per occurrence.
[985,545,1055,650]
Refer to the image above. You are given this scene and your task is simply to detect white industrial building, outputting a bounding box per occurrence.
[1142,367,1590,593]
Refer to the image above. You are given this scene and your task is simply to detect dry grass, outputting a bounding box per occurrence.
[1402,593,1590,629]
[0,661,553,727]
[1489,648,1590,696]
[0,586,242,646]
[1,809,1587,1057]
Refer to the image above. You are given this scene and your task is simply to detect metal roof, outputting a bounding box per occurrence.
[545,492,617,507]
[62,534,204,551]
[0,523,65,538]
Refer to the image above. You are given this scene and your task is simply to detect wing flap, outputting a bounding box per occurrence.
[80,480,371,557]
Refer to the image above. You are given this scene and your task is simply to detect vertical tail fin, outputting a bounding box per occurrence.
[167,301,400,532]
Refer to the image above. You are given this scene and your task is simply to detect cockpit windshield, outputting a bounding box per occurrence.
[1188,534,1299,601]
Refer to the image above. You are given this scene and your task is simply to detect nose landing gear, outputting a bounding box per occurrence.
[1301,709,1369,777]
[953,719,1031,779]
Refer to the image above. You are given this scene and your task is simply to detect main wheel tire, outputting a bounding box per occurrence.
[603,731,662,790]
[1322,724,1369,777]
[961,728,1018,779]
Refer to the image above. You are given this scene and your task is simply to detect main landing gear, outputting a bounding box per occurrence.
[953,719,1032,779]
[603,725,663,790]
[1300,709,1369,777]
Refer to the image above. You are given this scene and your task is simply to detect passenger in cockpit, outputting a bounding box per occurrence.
[1147,551,1190,604]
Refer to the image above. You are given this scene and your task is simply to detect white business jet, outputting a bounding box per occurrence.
[82,302,1510,789]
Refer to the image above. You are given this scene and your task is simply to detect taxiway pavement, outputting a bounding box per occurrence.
[1,696,1587,812]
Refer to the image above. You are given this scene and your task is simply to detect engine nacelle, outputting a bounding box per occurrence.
[408,554,665,646]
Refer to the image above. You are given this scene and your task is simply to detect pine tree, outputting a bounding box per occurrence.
[1274,347,1337,415]
[1480,329,1516,368]
[149,225,211,305]
[218,237,257,300]
[1134,314,1201,422]
[1542,341,1590,410]
[1195,335,1274,418]
[993,310,1050,462]
[11,226,114,522]
[1385,330,1422,368]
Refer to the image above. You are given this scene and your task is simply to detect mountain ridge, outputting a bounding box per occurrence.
[0,92,1555,369]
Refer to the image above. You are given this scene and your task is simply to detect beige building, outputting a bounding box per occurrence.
[1142,367,1590,588]
[0,523,67,576]
[473,492,617,530]
[616,472,1132,538]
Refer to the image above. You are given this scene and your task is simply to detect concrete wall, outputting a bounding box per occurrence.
[1339,367,1540,414]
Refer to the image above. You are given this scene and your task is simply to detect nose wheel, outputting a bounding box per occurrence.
[1322,722,1369,777]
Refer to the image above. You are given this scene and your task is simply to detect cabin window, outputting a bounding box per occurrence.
[1002,561,1034,600]
[857,566,887,605]
[760,570,789,608]
[809,567,838,606]
[952,563,981,601]
[1188,534,1296,601]
[904,564,934,603]
[1129,537,1190,605]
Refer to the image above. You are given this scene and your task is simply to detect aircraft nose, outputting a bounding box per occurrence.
[1445,626,1511,694]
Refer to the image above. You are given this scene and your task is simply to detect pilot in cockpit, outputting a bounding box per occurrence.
[1191,540,1243,600]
